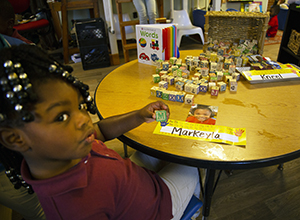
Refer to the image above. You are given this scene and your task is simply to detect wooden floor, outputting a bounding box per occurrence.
[14,36,300,220]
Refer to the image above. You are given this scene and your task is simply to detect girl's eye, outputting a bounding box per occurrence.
[79,103,87,110]
[57,113,69,122]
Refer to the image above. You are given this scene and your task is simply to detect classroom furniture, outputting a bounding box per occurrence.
[61,0,100,64]
[180,195,203,220]
[115,0,166,63]
[277,4,300,66]
[9,0,50,34]
[95,50,300,219]
[173,10,204,47]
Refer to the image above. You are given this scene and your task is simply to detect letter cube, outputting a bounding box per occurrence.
[167,76,175,85]
[191,84,200,94]
[162,91,170,100]
[208,82,216,91]
[199,83,208,93]
[210,62,217,72]
[229,65,236,74]
[175,81,184,91]
[229,80,238,92]
[231,72,240,81]
[211,86,219,96]
[155,110,167,122]
[185,94,194,105]
[176,92,185,103]
[156,89,164,98]
[159,81,168,89]
[169,91,176,101]
[217,82,227,92]
[169,57,177,65]
[184,83,193,93]
[150,86,159,96]
[152,74,160,83]
[162,62,169,71]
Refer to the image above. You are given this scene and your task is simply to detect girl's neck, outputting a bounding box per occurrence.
[25,157,82,180]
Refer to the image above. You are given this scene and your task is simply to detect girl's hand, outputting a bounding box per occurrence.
[139,101,170,123]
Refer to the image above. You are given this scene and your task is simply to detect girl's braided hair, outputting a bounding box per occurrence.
[0,44,96,193]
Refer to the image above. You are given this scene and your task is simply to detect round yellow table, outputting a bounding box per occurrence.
[95,50,300,219]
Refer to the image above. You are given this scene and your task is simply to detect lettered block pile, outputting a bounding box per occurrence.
[150,39,261,104]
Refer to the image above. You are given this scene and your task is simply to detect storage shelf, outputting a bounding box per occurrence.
[277,3,300,66]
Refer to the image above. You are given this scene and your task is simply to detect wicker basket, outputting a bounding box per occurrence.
[204,11,269,55]
[287,29,300,56]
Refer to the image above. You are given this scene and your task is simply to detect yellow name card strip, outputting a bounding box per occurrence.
[153,119,246,146]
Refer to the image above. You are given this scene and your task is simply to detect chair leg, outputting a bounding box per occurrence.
[177,32,183,48]
[198,30,205,44]
[123,143,128,158]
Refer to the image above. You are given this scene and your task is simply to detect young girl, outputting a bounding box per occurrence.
[0,44,199,220]
[267,3,280,38]
[186,105,216,125]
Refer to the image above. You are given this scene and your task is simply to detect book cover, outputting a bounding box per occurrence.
[136,24,177,65]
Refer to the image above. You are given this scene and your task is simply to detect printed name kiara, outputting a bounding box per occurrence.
[260,74,283,80]
[171,127,221,139]
[140,30,158,38]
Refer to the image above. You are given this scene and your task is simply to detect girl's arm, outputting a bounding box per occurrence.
[93,101,169,142]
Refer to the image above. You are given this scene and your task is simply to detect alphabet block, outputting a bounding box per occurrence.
[211,86,219,96]
[176,92,185,103]
[152,74,160,83]
[185,94,194,105]
[158,81,168,89]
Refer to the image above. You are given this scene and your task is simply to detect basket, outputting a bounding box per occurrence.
[75,18,107,47]
[204,11,269,55]
[80,45,110,70]
[287,29,300,56]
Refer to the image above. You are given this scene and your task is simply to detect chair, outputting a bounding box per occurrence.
[9,0,50,35]
[61,0,100,64]
[115,0,166,63]
[180,195,203,220]
[172,10,204,48]
[113,14,136,41]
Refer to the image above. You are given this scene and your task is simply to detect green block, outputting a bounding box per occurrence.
[155,110,167,122]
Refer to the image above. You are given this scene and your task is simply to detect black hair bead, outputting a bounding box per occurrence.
[8,72,18,80]
[0,77,8,85]
[67,75,75,82]
[15,104,23,111]
[24,83,32,90]
[86,95,93,102]
[49,64,57,73]
[6,91,14,99]
[55,67,64,75]
[62,71,69,78]
[81,91,90,98]
[14,63,21,69]
[19,73,27,79]
[4,60,13,68]
[13,84,22,92]
[22,112,34,122]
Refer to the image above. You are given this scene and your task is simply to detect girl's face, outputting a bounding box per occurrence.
[18,80,95,165]
[194,108,212,122]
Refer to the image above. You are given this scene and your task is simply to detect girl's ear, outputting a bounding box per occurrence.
[0,128,29,152]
